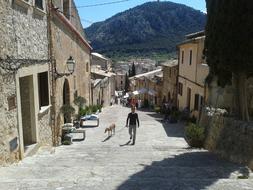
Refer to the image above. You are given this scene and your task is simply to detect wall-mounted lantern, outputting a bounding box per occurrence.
[55,56,75,79]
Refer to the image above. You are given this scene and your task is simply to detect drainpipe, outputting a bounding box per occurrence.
[47,0,57,146]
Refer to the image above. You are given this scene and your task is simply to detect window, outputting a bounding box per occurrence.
[35,0,43,10]
[38,72,49,108]
[181,50,184,64]
[63,0,70,19]
[169,68,171,78]
[121,81,123,85]
[8,95,16,111]
[194,94,200,110]
[187,88,191,109]
[178,82,183,96]
[189,50,193,65]
[86,62,89,72]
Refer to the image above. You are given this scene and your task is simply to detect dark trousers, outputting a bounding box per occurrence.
[129,125,137,143]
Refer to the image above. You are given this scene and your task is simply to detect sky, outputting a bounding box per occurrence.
[74,0,206,28]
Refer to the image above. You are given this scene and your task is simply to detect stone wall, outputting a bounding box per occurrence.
[0,0,51,165]
[0,0,48,59]
[0,69,19,165]
[51,3,91,138]
[200,111,253,170]
[38,109,53,146]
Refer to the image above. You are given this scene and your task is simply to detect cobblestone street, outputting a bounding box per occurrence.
[0,105,252,190]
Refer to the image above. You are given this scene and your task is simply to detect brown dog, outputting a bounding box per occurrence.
[104,123,116,137]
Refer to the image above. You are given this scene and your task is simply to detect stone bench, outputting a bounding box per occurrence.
[62,123,86,141]
[69,129,86,141]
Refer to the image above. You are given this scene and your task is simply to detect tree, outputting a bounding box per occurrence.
[128,68,132,77]
[131,62,136,76]
[204,0,253,121]
[124,73,130,92]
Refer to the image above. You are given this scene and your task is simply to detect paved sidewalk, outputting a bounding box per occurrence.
[0,105,252,190]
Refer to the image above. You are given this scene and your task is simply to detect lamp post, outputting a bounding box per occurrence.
[55,56,76,79]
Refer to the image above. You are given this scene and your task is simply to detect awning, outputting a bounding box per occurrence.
[123,93,130,98]
[148,89,157,96]
[133,90,139,95]
[138,88,148,94]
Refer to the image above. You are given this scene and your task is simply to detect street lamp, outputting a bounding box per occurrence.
[55,56,76,79]
[66,56,75,74]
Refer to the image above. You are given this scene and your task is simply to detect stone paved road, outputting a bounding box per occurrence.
[0,105,252,190]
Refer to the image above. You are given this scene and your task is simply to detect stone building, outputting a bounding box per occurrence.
[177,31,209,118]
[0,0,51,165]
[49,0,92,144]
[162,60,178,105]
[91,52,112,71]
[91,69,116,107]
[129,69,163,107]
[115,70,127,91]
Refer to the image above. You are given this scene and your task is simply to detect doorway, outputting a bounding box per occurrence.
[19,76,37,148]
[63,79,70,123]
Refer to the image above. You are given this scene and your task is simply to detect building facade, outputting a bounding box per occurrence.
[162,60,178,105]
[177,31,209,118]
[49,0,92,145]
[129,69,163,108]
[115,70,127,91]
[91,69,116,107]
[0,0,52,165]
[91,52,112,71]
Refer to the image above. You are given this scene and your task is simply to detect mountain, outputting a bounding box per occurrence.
[85,1,206,60]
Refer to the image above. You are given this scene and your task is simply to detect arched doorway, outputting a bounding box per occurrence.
[63,79,70,123]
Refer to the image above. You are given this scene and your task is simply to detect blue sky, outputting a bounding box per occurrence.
[75,0,206,28]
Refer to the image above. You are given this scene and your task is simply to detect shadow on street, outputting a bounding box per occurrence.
[147,112,186,138]
[102,136,112,142]
[119,140,131,147]
[116,151,250,190]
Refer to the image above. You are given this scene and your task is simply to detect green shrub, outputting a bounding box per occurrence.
[185,123,205,148]
[60,104,75,115]
[79,108,87,117]
[74,96,86,108]
[98,105,102,112]
[62,140,71,145]
[60,104,75,123]
[154,106,161,113]
[144,99,149,108]
[91,105,98,113]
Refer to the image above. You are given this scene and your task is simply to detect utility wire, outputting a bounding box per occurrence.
[75,0,132,8]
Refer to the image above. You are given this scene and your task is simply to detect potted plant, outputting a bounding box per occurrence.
[60,104,75,123]
[74,96,86,120]
[185,123,205,148]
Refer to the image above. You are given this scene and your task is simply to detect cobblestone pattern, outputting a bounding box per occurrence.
[0,106,252,189]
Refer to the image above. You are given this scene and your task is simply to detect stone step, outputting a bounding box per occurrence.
[0,178,252,190]
[0,165,250,180]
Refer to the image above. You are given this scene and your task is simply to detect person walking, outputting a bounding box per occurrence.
[126,106,140,145]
